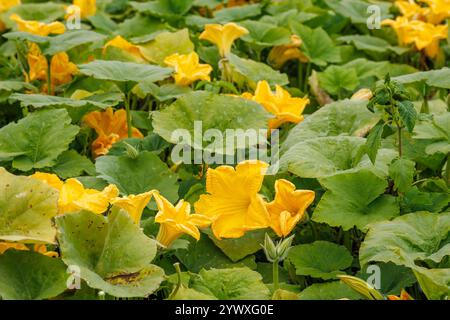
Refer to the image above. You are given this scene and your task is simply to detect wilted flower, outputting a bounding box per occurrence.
[111,191,154,225]
[268,35,309,69]
[351,88,373,101]
[83,107,143,157]
[266,179,315,238]
[194,160,271,239]
[387,289,414,300]
[103,35,145,61]
[10,14,65,36]
[164,52,213,86]
[199,23,249,57]
[154,192,211,247]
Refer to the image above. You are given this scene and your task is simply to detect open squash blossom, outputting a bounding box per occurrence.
[10,14,65,36]
[31,172,119,214]
[0,242,58,257]
[27,43,48,82]
[0,0,20,31]
[83,107,143,157]
[387,289,414,300]
[111,191,154,225]
[154,192,211,248]
[395,1,427,20]
[244,80,310,129]
[268,35,309,69]
[66,0,96,19]
[49,52,78,87]
[103,35,145,60]
[266,179,315,238]
[351,88,373,101]
[164,52,213,86]
[420,0,450,24]
[194,160,271,239]
[381,16,412,46]
[199,23,249,57]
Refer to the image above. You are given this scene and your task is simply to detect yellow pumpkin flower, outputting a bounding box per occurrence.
[194,160,271,239]
[266,179,315,238]
[381,16,412,46]
[199,22,249,57]
[27,43,48,82]
[0,0,20,31]
[31,172,119,214]
[351,88,373,101]
[103,35,145,61]
[164,52,213,86]
[66,0,97,19]
[111,191,154,225]
[83,107,144,157]
[245,80,310,129]
[395,1,427,20]
[420,0,450,24]
[387,289,414,300]
[268,35,309,69]
[10,13,65,36]
[154,192,211,247]
[49,52,78,87]
[0,242,58,257]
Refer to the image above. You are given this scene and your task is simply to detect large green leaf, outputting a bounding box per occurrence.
[51,150,96,179]
[56,210,165,297]
[0,109,79,171]
[137,29,194,65]
[338,35,408,55]
[240,20,291,47]
[392,68,450,89]
[287,241,353,280]
[130,0,194,18]
[324,0,392,24]
[228,53,289,89]
[318,65,359,96]
[414,113,450,155]
[95,151,179,202]
[289,21,341,67]
[313,169,400,231]
[152,91,270,154]
[10,93,110,109]
[78,60,173,84]
[298,281,361,300]
[0,168,58,243]
[44,30,107,56]
[2,2,65,26]
[190,267,270,300]
[413,267,450,300]
[280,136,397,178]
[281,100,379,151]
[0,250,68,300]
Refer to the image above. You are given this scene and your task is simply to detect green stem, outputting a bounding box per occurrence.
[272,259,280,292]
[303,63,311,93]
[445,153,450,186]
[124,92,132,138]
[397,124,403,158]
[168,263,182,300]
[297,62,304,90]
[46,56,52,95]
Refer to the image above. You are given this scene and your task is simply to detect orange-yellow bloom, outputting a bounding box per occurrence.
[244,80,309,129]
[199,22,249,57]
[387,289,414,300]
[111,191,154,225]
[83,108,143,157]
[154,192,211,247]
[266,179,315,238]
[164,52,213,86]
[194,160,271,239]
[66,0,97,19]
[103,35,145,61]
[395,1,427,20]
[0,242,58,257]
[27,43,48,82]
[10,13,65,36]
[49,52,78,87]
[420,0,450,24]
[30,172,119,214]
[268,35,309,69]
[0,0,20,31]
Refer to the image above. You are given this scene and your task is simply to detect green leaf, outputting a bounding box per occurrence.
[190,267,270,300]
[281,99,380,151]
[313,169,400,231]
[298,281,362,300]
[414,113,450,155]
[51,150,96,179]
[280,136,396,178]
[56,210,165,297]
[170,286,217,300]
[324,0,392,24]
[0,168,58,243]
[289,21,341,66]
[130,0,194,18]
[10,93,110,109]
[78,60,173,84]
[397,101,417,133]
[392,68,450,89]
[240,20,291,47]
[0,251,68,300]
[413,267,450,300]
[338,35,408,55]
[389,158,415,193]
[175,236,256,273]
[402,187,450,213]
[3,2,65,25]
[365,122,385,164]
[287,241,353,280]
[0,109,79,171]
[206,229,265,262]
[95,151,179,202]
[137,29,194,65]
[0,81,35,93]
[43,30,107,56]
[228,53,289,89]
[134,82,191,102]
[318,65,359,95]
[152,91,270,154]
